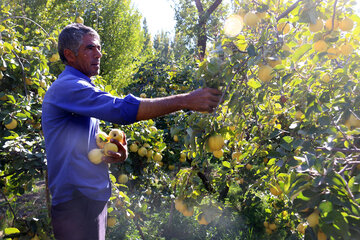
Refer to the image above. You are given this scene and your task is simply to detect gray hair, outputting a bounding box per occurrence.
[58,23,100,64]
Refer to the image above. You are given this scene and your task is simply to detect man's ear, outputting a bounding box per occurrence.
[63,49,76,64]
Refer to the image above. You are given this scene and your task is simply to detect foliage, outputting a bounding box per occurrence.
[2,0,360,239]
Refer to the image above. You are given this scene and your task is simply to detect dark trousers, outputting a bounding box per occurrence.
[51,192,108,240]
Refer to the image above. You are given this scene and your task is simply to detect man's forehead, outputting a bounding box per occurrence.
[82,34,101,45]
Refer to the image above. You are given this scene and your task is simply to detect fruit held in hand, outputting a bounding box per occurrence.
[109,129,124,142]
[103,142,118,156]
[96,131,109,149]
[88,148,104,164]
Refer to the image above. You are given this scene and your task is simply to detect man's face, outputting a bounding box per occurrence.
[70,34,102,77]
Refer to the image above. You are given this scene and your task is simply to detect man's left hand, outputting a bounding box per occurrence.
[102,138,128,164]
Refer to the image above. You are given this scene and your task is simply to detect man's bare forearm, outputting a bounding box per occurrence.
[135,88,222,121]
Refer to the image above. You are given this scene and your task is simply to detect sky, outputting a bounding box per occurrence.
[131,0,360,38]
[131,0,176,37]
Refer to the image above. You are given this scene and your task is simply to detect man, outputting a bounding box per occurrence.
[42,23,221,240]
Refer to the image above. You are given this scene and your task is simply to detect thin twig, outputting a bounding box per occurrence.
[11,50,29,100]
[1,16,49,37]
[0,189,17,224]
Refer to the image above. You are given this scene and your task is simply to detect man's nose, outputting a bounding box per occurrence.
[95,48,102,58]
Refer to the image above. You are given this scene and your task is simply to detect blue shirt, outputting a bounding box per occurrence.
[42,66,140,205]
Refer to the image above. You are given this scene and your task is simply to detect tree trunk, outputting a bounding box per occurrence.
[194,0,223,61]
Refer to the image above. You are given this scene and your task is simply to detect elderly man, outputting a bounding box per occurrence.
[42,23,221,240]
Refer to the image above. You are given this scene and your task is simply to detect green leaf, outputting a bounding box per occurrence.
[292,44,312,62]
[4,227,20,235]
[247,79,261,89]
[247,44,257,56]
[319,201,333,213]
[222,161,231,168]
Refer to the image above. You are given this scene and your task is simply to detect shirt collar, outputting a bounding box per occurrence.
[64,65,92,83]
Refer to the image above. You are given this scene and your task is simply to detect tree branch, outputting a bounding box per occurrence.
[276,0,302,21]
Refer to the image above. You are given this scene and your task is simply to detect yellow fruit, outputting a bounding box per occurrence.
[129,143,139,152]
[269,223,277,230]
[263,221,269,228]
[175,198,186,213]
[295,110,304,120]
[76,16,84,24]
[208,135,224,152]
[321,73,331,83]
[246,163,252,170]
[149,126,157,132]
[168,164,175,170]
[309,19,324,32]
[145,189,152,195]
[103,142,118,156]
[232,151,241,161]
[198,214,209,225]
[146,149,154,158]
[180,152,186,159]
[258,65,273,82]
[39,79,47,88]
[270,184,282,196]
[118,174,128,184]
[107,217,116,227]
[5,119,17,130]
[282,44,291,52]
[256,11,267,19]
[307,210,319,227]
[297,223,307,234]
[243,12,259,27]
[313,40,328,52]
[340,43,353,56]
[268,58,282,68]
[25,77,33,85]
[0,95,8,101]
[277,22,291,34]
[265,228,272,234]
[339,17,354,31]
[109,129,124,142]
[143,143,151,148]
[237,9,247,18]
[182,207,194,217]
[327,47,340,59]
[140,93,146,98]
[30,235,40,240]
[138,146,147,157]
[88,148,104,164]
[224,14,244,37]
[317,230,327,240]
[213,149,224,159]
[173,135,179,142]
[153,152,163,162]
[325,18,339,30]
[49,53,60,62]
[0,71,3,80]
[345,113,360,128]
[96,131,109,149]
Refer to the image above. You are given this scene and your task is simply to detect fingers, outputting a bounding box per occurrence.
[103,138,128,163]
